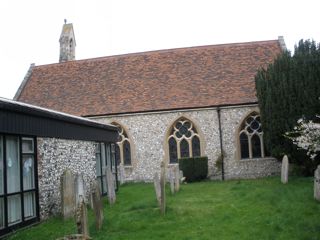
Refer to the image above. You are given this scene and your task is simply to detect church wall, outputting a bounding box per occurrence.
[93,105,280,182]
[219,107,281,179]
[37,137,96,220]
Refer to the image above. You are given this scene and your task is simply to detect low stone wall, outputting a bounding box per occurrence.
[37,137,96,220]
[224,157,281,179]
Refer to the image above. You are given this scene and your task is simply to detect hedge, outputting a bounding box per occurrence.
[179,156,208,182]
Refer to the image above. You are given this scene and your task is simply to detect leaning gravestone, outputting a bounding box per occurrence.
[75,174,86,206]
[160,161,166,215]
[281,155,289,184]
[91,181,104,230]
[314,165,320,202]
[61,169,76,219]
[153,172,161,206]
[104,167,116,204]
[76,196,89,238]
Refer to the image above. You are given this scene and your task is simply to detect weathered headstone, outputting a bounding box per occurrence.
[160,161,166,215]
[169,167,175,194]
[104,167,116,204]
[153,172,161,206]
[314,165,320,201]
[174,165,180,192]
[61,169,76,219]
[281,155,289,184]
[75,196,89,238]
[118,164,125,185]
[91,181,104,230]
[75,174,86,206]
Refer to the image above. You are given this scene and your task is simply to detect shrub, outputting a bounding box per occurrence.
[179,156,208,182]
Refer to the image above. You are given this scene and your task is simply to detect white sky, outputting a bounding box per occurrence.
[0,0,319,99]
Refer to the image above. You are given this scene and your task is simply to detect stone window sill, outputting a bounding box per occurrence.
[239,157,277,162]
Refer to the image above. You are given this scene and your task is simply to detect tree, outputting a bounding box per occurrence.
[255,40,320,175]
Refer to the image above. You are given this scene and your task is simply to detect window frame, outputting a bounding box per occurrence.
[111,123,132,167]
[95,142,118,196]
[167,117,202,164]
[0,134,39,237]
[238,112,265,160]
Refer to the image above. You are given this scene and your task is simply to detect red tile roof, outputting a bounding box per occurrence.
[16,40,282,116]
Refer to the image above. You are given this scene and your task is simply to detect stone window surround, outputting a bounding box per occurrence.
[110,121,135,168]
[235,110,266,160]
[164,115,206,165]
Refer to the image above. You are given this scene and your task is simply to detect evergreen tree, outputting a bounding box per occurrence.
[255,39,320,175]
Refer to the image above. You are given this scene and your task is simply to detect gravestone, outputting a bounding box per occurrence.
[314,165,320,201]
[118,164,125,185]
[169,167,175,194]
[75,196,89,238]
[160,161,166,215]
[104,167,116,204]
[91,181,104,230]
[153,172,161,206]
[61,169,76,219]
[174,165,180,192]
[75,174,86,206]
[281,155,289,184]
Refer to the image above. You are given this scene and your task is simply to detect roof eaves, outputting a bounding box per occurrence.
[0,97,117,132]
[83,101,259,118]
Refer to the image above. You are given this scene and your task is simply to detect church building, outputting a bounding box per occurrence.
[15,22,285,181]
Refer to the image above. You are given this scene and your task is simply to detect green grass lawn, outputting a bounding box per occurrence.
[6,177,320,240]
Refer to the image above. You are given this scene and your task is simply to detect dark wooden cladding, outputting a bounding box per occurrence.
[0,100,118,142]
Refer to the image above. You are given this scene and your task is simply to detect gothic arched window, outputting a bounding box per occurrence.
[112,123,132,166]
[168,118,201,164]
[239,113,265,159]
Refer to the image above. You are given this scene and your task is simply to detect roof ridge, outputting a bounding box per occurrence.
[33,39,279,68]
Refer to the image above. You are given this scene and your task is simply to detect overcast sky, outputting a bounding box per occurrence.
[0,0,319,99]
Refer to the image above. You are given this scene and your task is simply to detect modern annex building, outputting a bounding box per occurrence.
[15,23,285,182]
[0,97,118,236]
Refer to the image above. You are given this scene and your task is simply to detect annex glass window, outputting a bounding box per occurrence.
[111,123,132,166]
[239,113,265,159]
[95,143,118,195]
[0,135,38,236]
[168,118,202,164]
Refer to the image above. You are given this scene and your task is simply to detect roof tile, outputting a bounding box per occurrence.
[17,40,282,116]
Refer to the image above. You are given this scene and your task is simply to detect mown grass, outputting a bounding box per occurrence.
[6,177,320,240]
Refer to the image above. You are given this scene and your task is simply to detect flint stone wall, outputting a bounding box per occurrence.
[37,137,96,220]
[93,105,280,181]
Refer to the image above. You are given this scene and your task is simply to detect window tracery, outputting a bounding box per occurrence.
[168,118,201,163]
[239,113,265,159]
[112,123,132,166]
